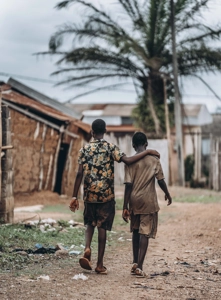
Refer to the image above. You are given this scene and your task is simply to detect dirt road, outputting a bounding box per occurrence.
[1,188,221,299]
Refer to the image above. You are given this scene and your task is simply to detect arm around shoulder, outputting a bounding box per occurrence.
[121,149,160,166]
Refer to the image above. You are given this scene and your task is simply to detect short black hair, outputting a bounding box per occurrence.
[132,131,147,147]
[92,119,106,134]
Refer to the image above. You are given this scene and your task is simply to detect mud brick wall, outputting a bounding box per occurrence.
[61,123,84,197]
[10,110,60,195]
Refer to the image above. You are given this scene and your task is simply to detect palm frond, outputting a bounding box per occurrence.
[180,27,221,45]
[191,74,221,101]
[55,47,144,77]
[64,82,131,103]
[178,45,221,74]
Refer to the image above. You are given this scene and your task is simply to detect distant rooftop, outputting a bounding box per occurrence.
[67,103,136,117]
[182,104,212,126]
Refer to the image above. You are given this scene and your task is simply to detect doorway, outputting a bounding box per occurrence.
[54,143,69,194]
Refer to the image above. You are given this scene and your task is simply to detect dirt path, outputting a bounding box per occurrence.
[1,189,221,299]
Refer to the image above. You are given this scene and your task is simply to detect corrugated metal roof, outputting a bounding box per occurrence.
[1,85,72,122]
[8,78,79,119]
[0,82,91,134]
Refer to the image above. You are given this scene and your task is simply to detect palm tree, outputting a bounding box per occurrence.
[42,0,221,135]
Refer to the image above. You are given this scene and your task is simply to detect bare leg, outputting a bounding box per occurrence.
[79,225,95,270]
[132,229,139,263]
[96,227,106,270]
[84,225,95,259]
[137,234,149,270]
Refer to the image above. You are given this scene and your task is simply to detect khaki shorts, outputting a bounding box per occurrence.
[130,212,158,238]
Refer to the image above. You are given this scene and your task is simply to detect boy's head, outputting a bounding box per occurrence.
[91,119,106,135]
[132,131,148,149]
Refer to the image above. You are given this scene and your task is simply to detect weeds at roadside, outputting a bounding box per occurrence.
[0,222,96,276]
[174,195,221,203]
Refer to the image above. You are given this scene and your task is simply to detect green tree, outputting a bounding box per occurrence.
[42,0,221,135]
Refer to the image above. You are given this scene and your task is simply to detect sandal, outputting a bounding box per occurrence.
[131,263,138,275]
[135,268,146,278]
[95,266,108,275]
[79,248,92,270]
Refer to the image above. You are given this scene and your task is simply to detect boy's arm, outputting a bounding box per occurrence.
[69,164,83,212]
[121,149,160,166]
[157,179,172,206]
[122,183,132,222]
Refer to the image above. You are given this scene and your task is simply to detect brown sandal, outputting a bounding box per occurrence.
[95,266,108,275]
[79,248,92,270]
[135,268,146,278]
[131,263,138,275]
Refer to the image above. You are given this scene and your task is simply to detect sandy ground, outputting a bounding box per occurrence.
[0,187,221,300]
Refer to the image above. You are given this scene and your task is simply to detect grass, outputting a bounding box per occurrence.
[116,194,221,205]
[174,194,221,203]
[41,204,70,214]
[115,198,124,210]
[0,222,97,276]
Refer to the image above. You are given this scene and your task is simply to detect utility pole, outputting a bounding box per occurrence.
[163,77,173,185]
[170,0,185,186]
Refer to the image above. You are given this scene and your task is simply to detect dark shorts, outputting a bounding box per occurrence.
[83,200,115,231]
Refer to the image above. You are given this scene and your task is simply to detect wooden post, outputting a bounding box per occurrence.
[0,104,14,223]
[0,91,2,204]
[170,0,185,186]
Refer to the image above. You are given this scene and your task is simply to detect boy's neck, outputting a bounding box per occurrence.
[135,145,146,153]
[93,133,104,140]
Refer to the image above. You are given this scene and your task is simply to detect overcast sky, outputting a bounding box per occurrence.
[1,0,221,112]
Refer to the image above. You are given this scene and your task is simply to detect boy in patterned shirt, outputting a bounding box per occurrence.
[69,119,160,274]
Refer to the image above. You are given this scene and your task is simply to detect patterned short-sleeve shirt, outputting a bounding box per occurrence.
[78,139,125,203]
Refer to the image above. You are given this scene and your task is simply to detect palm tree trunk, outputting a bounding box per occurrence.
[147,77,161,135]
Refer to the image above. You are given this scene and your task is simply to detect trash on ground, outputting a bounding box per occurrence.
[41,218,57,225]
[13,245,57,255]
[72,273,88,280]
[118,237,125,241]
[56,243,68,251]
[174,261,191,267]
[37,275,50,280]
[15,251,28,256]
[69,250,82,255]
[150,271,170,277]
[55,249,69,256]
